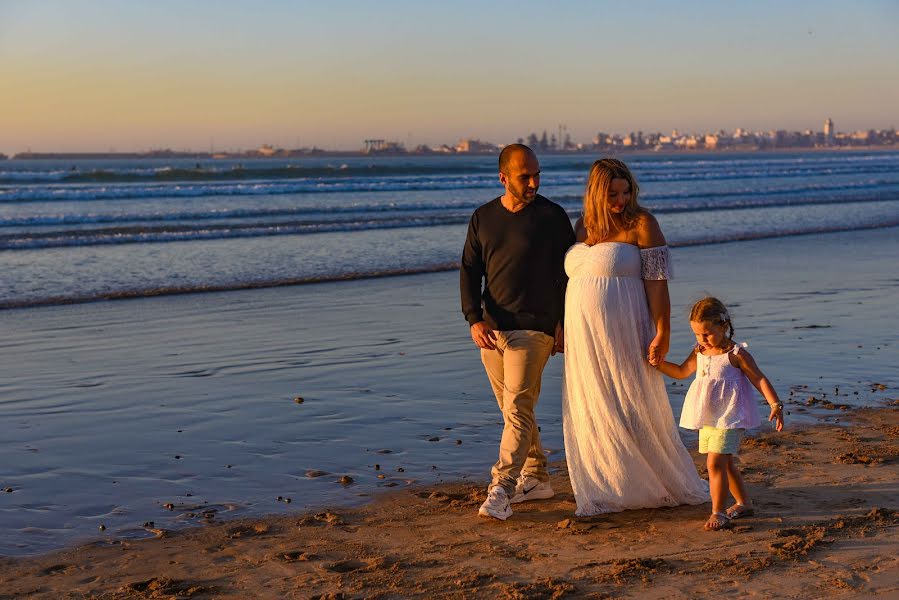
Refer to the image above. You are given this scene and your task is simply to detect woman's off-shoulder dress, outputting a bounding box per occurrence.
[562,243,708,516]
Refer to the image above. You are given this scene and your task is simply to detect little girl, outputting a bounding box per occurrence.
[655,297,785,531]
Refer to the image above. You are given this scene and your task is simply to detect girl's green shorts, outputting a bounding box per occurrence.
[698,426,744,455]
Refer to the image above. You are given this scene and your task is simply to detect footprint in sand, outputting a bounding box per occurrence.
[40,564,74,576]
[227,523,270,539]
[281,551,316,562]
[319,556,388,573]
[320,559,367,573]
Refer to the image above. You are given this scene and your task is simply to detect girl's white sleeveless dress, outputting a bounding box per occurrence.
[562,243,708,516]
[680,344,761,430]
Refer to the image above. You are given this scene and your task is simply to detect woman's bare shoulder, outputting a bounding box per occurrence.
[635,210,666,247]
[635,209,658,227]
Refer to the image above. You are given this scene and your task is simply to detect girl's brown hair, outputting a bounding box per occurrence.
[690,296,735,340]
[582,158,643,245]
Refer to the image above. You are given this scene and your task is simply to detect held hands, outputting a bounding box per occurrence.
[470,321,497,350]
[769,404,785,431]
[647,332,669,366]
[552,322,564,356]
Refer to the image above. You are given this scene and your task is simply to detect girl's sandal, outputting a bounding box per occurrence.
[704,512,731,531]
[726,503,755,519]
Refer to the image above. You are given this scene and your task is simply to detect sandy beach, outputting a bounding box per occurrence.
[0,403,896,599]
[1,227,897,597]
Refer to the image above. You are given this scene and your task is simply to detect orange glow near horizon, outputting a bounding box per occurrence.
[1,2,897,153]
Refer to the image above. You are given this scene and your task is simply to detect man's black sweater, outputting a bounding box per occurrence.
[460,195,575,336]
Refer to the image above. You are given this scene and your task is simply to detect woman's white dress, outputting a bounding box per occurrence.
[562,242,708,516]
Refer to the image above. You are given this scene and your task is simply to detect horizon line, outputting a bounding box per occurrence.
[4,119,898,157]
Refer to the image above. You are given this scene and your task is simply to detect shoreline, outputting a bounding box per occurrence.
[3,223,897,311]
[1,403,896,598]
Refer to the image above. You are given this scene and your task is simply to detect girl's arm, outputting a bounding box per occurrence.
[730,349,785,431]
[638,213,670,366]
[654,348,698,380]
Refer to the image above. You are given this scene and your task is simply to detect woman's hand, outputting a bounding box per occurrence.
[647,331,669,366]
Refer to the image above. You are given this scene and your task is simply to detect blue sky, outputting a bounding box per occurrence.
[1,0,897,151]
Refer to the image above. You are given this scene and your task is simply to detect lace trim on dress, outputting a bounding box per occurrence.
[640,245,673,280]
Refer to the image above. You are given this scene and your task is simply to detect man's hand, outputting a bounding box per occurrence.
[552,321,564,355]
[470,321,497,350]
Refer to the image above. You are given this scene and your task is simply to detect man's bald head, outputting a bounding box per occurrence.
[498,144,536,176]
[498,144,540,207]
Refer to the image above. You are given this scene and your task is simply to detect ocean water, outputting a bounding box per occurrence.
[2,150,898,307]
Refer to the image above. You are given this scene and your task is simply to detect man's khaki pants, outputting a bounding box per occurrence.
[480,329,554,494]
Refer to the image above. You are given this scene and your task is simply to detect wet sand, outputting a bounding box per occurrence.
[1,228,896,556]
[0,402,896,599]
[1,227,898,596]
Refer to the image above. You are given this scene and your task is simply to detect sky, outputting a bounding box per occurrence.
[1,0,897,153]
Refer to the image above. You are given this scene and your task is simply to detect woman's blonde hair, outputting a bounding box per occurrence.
[582,158,643,245]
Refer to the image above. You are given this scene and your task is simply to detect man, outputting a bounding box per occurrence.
[460,144,575,520]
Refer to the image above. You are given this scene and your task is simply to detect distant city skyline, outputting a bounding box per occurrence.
[7,117,897,157]
[1,1,897,154]
[8,118,896,159]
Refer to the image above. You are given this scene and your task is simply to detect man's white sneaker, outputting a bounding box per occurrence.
[510,476,554,504]
[478,486,512,520]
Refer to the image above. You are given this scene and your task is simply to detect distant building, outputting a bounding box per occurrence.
[257,144,278,157]
[850,130,874,144]
[683,136,701,149]
[824,118,835,145]
[363,139,406,154]
[592,132,616,149]
[455,138,496,153]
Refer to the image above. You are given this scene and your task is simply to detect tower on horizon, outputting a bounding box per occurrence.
[824,117,835,145]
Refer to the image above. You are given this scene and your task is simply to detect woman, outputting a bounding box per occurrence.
[562,158,708,516]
